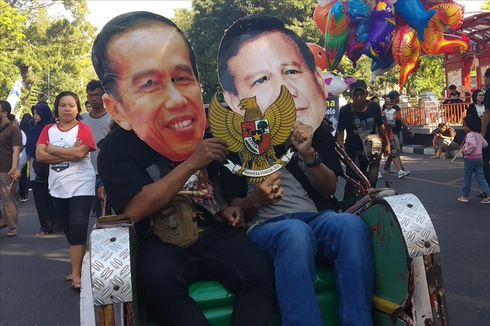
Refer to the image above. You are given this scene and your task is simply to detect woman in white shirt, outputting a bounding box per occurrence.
[36,91,96,291]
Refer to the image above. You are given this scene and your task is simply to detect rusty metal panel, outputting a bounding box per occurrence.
[383,194,440,257]
[90,227,133,306]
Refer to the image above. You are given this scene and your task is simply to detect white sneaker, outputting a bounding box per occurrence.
[398,170,410,179]
[378,172,383,179]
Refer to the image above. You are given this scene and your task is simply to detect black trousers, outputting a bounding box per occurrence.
[18,165,29,199]
[31,181,58,232]
[51,196,93,245]
[137,227,275,326]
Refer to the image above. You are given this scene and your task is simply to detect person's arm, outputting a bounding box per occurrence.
[336,130,345,147]
[8,146,21,181]
[462,134,476,155]
[17,147,28,170]
[124,138,228,223]
[44,142,91,162]
[36,144,66,164]
[291,122,336,197]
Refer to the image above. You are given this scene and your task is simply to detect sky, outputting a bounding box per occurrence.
[81,0,485,31]
[86,0,192,31]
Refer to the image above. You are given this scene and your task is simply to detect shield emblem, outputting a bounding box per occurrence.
[241,119,271,155]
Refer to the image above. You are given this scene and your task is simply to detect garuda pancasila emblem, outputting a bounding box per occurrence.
[209,85,296,183]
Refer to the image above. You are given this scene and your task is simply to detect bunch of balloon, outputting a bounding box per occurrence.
[311,0,471,90]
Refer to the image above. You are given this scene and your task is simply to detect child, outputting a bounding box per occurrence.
[381,99,410,179]
[458,115,490,204]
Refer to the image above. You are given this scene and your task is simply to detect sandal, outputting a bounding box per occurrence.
[65,274,73,282]
[71,281,81,292]
[6,229,17,237]
[480,198,490,204]
[35,231,49,238]
[457,196,469,203]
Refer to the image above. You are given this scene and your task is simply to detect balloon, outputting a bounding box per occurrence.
[346,24,364,67]
[394,0,436,41]
[322,72,356,97]
[355,20,369,43]
[430,2,464,31]
[392,25,421,89]
[314,2,335,34]
[347,0,374,23]
[307,43,328,71]
[318,0,336,7]
[324,1,349,70]
[364,1,396,63]
[370,59,395,85]
[420,15,470,55]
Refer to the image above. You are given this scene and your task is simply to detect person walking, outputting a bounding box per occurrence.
[36,91,96,290]
[381,98,410,179]
[25,102,58,237]
[0,100,22,237]
[457,115,490,204]
[82,80,111,217]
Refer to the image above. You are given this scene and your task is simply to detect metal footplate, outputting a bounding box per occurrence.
[81,215,137,326]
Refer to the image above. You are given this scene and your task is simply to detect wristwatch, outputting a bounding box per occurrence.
[304,151,321,168]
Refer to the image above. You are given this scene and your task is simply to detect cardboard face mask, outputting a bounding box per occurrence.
[217,15,328,133]
[98,14,206,162]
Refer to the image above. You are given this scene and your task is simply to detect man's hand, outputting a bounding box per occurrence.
[291,122,315,161]
[185,138,228,171]
[383,142,391,156]
[248,172,284,209]
[220,206,245,228]
[8,168,20,182]
[97,185,107,202]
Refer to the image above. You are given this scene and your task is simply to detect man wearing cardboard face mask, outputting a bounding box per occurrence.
[92,11,275,325]
[217,15,373,326]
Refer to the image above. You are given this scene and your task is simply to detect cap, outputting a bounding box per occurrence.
[448,84,457,90]
[388,90,400,100]
[350,80,367,94]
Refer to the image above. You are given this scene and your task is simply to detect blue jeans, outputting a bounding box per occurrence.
[248,211,373,326]
[462,158,490,197]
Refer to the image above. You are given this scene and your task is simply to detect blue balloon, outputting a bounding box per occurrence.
[394,0,436,41]
[356,21,369,43]
[348,0,372,23]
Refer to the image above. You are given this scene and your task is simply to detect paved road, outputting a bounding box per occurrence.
[0,154,489,325]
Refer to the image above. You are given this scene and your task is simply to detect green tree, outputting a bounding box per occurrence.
[1,0,96,116]
[0,0,27,99]
[483,1,490,10]
[410,56,445,97]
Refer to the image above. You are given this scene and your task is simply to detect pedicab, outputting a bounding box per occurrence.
[80,137,448,326]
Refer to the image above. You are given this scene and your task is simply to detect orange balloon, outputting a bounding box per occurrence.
[421,16,470,55]
[313,3,334,35]
[392,26,421,90]
[307,43,328,71]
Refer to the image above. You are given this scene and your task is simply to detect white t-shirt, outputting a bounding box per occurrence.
[81,112,112,174]
[37,122,96,198]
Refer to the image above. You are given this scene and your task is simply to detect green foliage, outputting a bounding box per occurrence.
[483,1,490,10]
[0,0,96,116]
[409,56,445,96]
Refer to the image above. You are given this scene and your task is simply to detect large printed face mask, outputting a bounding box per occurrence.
[218,18,327,132]
[102,23,206,162]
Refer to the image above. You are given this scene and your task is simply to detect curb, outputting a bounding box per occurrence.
[401,145,462,158]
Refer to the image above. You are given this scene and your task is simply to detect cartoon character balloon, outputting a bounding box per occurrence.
[324,0,349,70]
[392,25,421,89]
